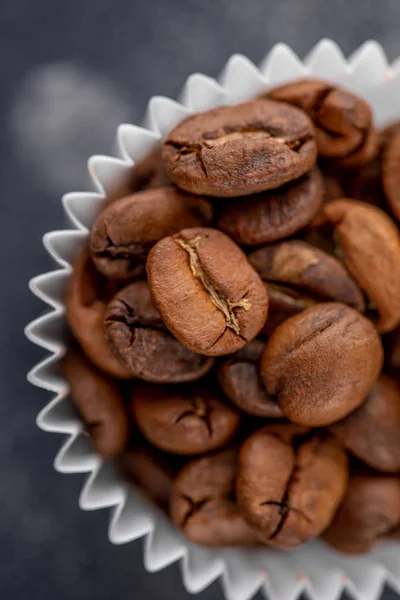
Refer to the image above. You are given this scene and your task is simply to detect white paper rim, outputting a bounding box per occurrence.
[25,39,400,600]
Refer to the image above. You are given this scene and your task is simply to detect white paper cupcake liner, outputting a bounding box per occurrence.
[25,39,400,600]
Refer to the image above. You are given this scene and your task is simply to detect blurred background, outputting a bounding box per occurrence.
[2,0,400,598]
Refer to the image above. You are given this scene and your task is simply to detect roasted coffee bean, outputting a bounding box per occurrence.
[162,98,317,197]
[66,249,131,379]
[130,381,241,455]
[216,168,324,245]
[387,327,400,373]
[268,79,378,166]
[382,123,400,221]
[261,303,383,426]
[120,447,176,510]
[218,340,282,417]
[323,473,400,554]
[90,187,213,282]
[104,281,213,383]
[170,448,260,546]
[128,147,170,193]
[249,240,365,312]
[330,374,400,473]
[259,283,317,336]
[237,429,348,548]
[324,199,400,333]
[147,228,268,356]
[63,350,130,458]
[257,422,311,444]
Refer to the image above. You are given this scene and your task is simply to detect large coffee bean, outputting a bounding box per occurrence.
[261,303,383,426]
[147,227,268,356]
[162,98,317,197]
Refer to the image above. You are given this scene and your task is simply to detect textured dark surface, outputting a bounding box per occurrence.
[1,0,400,598]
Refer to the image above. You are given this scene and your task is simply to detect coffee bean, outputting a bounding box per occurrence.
[170,448,260,546]
[162,98,317,197]
[323,473,400,553]
[268,79,378,166]
[66,249,131,379]
[63,349,130,458]
[216,167,324,245]
[330,374,400,473]
[249,240,365,312]
[120,446,176,510]
[147,228,268,356]
[259,283,317,336]
[90,187,213,283]
[130,381,241,455]
[218,339,282,417]
[324,199,400,333]
[387,327,400,373]
[237,428,348,548]
[104,280,214,382]
[261,303,383,426]
[128,147,170,193]
[382,123,400,221]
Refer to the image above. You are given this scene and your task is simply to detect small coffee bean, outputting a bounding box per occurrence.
[216,167,324,245]
[324,199,400,333]
[66,249,131,379]
[268,79,378,166]
[104,280,214,382]
[120,446,176,510]
[382,123,400,221]
[259,283,317,336]
[170,448,260,546]
[237,429,348,548]
[261,303,383,426]
[218,339,282,417]
[128,147,170,193]
[162,98,317,197]
[130,381,241,455]
[63,350,130,458]
[387,327,400,373]
[323,473,400,553]
[90,187,213,282]
[249,240,365,312]
[330,374,400,473]
[147,228,268,356]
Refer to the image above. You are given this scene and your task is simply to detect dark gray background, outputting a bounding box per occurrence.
[1,0,400,598]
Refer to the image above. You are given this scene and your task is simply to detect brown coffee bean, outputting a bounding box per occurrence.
[130,381,241,455]
[104,281,214,383]
[249,240,365,312]
[90,187,213,283]
[330,374,400,473]
[237,429,348,548]
[324,199,400,333]
[128,147,170,193]
[66,249,131,379]
[147,228,268,356]
[162,98,317,197]
[258,422,311,444]
[218,340,282,417]
[382,124,400,221]
[259,283,317,336]
[63,350,130,458]
[323,473,400,554]
[120,447,175,510]
[261,303,383,426]
[268,79,378,166]
[387,327,400,373]
[170,448,260,547]
[216,168,324,245]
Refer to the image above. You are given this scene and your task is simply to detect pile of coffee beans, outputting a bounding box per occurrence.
[64,78,400,554]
